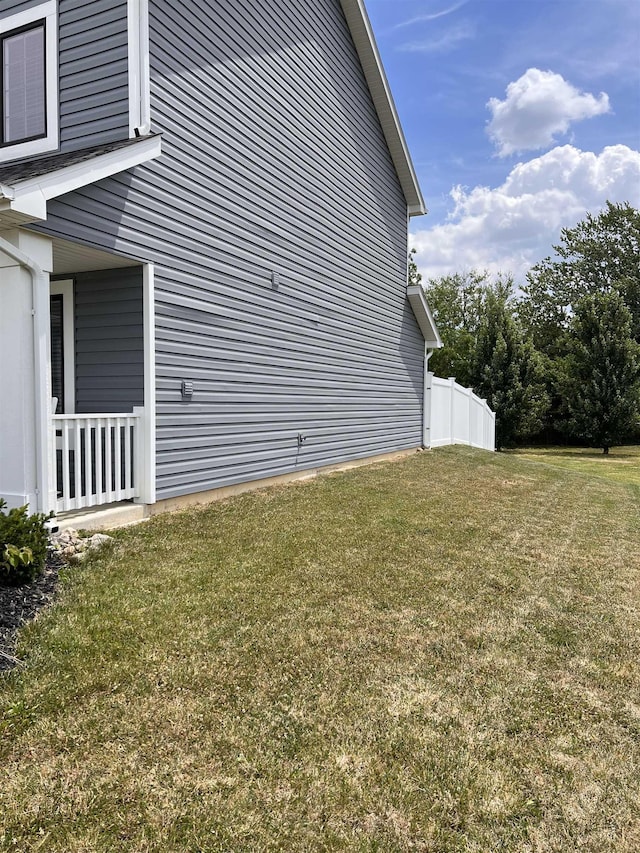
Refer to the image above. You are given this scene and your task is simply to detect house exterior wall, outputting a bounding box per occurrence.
[30,0,426,501]
[58,0,130,149]
[0,1,42,15]
[0,0,129,157]
[72,267,144,413]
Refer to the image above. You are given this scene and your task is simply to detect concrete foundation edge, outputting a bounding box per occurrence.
[149,448,420,517]
[55,447,422,531]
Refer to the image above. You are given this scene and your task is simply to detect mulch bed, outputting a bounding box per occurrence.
[0,554,63,673]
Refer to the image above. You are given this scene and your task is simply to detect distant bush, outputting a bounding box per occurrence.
[0,499,50,585]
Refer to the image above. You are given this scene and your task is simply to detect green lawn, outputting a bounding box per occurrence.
[512,445,640,488]
[1,446,639,852]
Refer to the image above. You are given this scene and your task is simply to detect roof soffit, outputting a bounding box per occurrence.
[407,285,443,348]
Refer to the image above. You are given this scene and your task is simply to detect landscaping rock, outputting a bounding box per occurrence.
[49,529,113,563]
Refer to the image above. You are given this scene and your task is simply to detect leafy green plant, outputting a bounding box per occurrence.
[3,544,34,570]
[0,498,50,585]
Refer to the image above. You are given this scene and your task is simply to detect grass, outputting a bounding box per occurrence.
[1,445,639,852]
[512,445,640,488]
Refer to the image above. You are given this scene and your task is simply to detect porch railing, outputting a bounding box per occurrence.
[53,412,142,513]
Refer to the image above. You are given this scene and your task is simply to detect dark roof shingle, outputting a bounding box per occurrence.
[0,135,159,185]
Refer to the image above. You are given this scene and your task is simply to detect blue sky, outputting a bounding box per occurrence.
[366,0,640,282]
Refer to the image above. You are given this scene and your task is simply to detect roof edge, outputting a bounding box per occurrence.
[0,135,161,227]
[340,0,426,217]
[407,285,443,348]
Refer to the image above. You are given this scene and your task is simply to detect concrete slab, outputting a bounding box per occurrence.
[54,502,148,532]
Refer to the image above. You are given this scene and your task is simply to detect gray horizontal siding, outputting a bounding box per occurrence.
[36,0,426,500]
[0,1,42,18]
[72,267,144,413]
[58,0,129,149]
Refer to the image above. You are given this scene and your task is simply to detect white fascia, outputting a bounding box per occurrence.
[128,0,151,137]
[0,134,161,224]
[0,0,59,165]
[407,285,443,349]
[339,0,426,217]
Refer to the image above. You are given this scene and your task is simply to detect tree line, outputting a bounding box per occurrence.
[413,201,640,452]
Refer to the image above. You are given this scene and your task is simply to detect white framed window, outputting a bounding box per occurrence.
[0,0,58,163]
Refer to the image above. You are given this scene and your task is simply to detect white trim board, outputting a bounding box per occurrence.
[137,262,156,505]
[128,0,151,136]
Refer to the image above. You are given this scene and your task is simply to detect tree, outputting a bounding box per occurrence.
[408,249,422,287]
[470,292,549,450]
[618,275,640,342]
[559,291,640,453]
[424,270,513,388]
[519,202,640,355]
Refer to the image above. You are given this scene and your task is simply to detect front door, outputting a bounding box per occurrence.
[50,280,75,498]
[50,293,64,414]
[49,279,74,415]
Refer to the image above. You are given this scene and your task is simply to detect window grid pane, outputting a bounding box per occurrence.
[3,24,45,144]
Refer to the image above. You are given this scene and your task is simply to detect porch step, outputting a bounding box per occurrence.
[54,502,148,533]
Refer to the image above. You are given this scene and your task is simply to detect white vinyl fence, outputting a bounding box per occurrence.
[428,375,495,451]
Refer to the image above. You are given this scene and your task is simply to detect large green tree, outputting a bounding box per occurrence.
[559,291,640,453]
[424,270,512,388]
[470,292,549,449]
[519,202,640,355]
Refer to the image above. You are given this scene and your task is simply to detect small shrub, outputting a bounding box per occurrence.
[0,499,50,585]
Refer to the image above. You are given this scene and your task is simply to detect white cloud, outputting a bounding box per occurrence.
[487,69,610,157]
[393,3,469,29]
[411,145,640,282]
[399,21,474,53]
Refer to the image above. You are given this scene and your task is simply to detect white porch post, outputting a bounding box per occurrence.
[134,262,156,505]
[0,230,54,513]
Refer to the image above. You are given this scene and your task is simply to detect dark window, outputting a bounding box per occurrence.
[1,21,46,146]
[50,294,64,414]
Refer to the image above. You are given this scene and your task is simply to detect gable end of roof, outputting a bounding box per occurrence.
[339,0,426,217]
